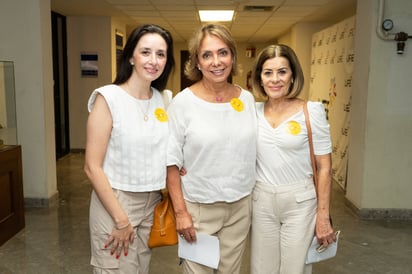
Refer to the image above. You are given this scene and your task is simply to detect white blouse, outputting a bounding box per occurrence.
[167,87,257,203]
[88,84,169,192]
[256,101,331,186]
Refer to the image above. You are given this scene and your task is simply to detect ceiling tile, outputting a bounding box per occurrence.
[51,0,356,42]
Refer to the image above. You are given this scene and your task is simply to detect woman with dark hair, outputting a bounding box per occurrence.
[166,24,257,274]
[250,44,336,274]
[84,24,174,274]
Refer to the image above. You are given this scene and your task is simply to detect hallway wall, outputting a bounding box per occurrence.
[0,0,58,205]
[1,0,412,217]
[66,16,112,150]
[347,0,412,217]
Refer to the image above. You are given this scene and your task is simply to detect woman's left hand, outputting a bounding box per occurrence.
[315,214,335,248]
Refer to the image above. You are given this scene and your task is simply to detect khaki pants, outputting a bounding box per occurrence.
[250,180,317,274]
[183,195,252,274]
[89,189,161,274]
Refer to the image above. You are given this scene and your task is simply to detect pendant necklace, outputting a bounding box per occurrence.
[138,99,151,121]
[126,82,152,121]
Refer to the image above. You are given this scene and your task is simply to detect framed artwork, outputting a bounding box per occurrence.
[80,53,98,77]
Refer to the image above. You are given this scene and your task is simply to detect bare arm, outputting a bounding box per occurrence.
[84,94,133,257]
[314,153,336,247]
[166,165,197,242]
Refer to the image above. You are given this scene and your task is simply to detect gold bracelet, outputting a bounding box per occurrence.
[116,222,130,230]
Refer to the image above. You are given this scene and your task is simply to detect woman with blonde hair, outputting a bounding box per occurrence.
[166,24,257,274]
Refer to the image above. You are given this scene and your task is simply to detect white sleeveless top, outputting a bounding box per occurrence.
[88,84,171,192]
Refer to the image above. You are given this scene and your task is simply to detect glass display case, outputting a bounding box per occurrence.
[0,61,18,146]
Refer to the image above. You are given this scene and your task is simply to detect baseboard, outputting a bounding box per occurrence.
[24,191,59,208]
[344,197,412,220]
[70,148,85,153]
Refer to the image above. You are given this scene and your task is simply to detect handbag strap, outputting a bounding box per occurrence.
[303,101,319,194]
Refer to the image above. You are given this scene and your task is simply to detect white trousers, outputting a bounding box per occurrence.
[250,179,317,274]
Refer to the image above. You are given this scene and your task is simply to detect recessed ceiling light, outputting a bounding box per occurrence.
[199,10,234,22]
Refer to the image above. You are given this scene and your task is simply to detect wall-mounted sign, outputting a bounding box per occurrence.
[80,53,98,77]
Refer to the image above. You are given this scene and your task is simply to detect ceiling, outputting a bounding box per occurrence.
[51,0,357,43]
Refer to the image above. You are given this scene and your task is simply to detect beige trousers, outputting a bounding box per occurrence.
[183,195,252,274]
[89,189,161,274]
[250,179,317,274]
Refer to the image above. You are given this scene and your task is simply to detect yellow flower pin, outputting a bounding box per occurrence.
[230,98,244,112]
[154,108,168,122]
[287,121,301,135]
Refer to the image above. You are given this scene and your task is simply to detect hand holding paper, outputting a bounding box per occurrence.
[306,230,341,264]
[178,233,220,269]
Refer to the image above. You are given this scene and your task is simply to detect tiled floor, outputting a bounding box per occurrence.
[0,153,412,273]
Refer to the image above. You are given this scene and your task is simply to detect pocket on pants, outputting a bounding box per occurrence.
[90,232,120,269]
[295,187,316,203]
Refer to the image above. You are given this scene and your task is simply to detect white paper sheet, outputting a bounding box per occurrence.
[178,233,220,269]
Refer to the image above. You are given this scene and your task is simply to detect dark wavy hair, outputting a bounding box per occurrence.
[252,44,304,99]
[113,24,175,91]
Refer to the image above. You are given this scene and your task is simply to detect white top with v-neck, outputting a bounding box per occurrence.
[255,101,331,186]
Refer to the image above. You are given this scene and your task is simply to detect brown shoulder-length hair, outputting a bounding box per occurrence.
[252,44,304,99]
[184,23,240,82]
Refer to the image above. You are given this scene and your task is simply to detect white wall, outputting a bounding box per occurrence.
[67,16,112,150]
[0,0,57,204]
[347,0,412,214]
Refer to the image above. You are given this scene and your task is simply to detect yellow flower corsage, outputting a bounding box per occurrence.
[287,121,301,135]
[230,98,244,112]
[154,108,168,122]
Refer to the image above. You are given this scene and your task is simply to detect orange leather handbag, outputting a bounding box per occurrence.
[148,189,178,248]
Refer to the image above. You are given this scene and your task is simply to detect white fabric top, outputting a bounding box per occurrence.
[88,84,171,192]
[167,87,257,203]
[256,101,331,186]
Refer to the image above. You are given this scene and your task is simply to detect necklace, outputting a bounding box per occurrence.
[137,99,151,121]
[125,82,152,121]
[199,81,228,103]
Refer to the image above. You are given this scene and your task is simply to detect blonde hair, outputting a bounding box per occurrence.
[184,24,240,81]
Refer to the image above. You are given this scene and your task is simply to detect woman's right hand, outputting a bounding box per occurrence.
[104,223,134,259]
[166,165,196,242]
